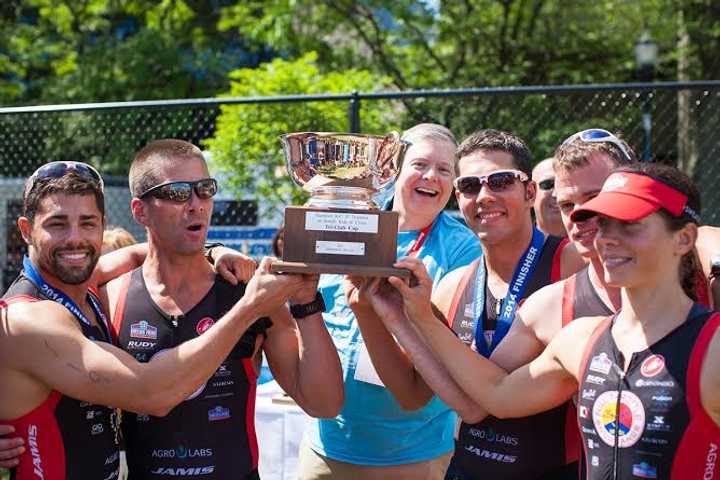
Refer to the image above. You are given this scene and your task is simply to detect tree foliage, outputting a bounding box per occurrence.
[218,0,719,128]
[0,0,271,105]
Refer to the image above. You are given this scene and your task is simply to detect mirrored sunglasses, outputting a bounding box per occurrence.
[139,178,218,203]
[454,170,529,195]
[25,161,104,199]
[562,128,632,162]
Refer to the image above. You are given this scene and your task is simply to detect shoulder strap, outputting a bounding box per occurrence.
[446,258,480,327]
[686,312,720,417]
[551,237,569,283]
[110,271,134,344]
[577,316,613,381]
[561,275,577,328]
[0,294,40,306]
[694,268,711,309]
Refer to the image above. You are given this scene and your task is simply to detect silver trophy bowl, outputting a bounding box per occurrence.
[280,132,407,209]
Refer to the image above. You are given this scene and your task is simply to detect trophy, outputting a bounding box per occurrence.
[270,132,409,277]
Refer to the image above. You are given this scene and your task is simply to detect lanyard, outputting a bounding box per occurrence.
[471,228,545,357]
[405,220,435,258]
[22,256,110,340]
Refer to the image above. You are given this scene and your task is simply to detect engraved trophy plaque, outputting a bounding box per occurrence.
[270,132,409,277]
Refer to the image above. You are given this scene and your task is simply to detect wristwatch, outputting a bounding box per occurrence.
[204,242,225,264]
[290,291,326,319]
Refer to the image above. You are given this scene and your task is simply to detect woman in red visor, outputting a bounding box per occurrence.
[378,162,720,480]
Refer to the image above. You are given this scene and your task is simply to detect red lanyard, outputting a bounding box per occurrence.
[406,221,434,257]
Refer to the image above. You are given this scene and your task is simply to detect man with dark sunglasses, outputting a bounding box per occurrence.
[104,139,343,480]
[439,129,586,480]
[0,160,314,479]
[532,157,565,238]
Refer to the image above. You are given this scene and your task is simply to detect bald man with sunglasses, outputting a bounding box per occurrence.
[103,139,343,480]
[532,157,566,238]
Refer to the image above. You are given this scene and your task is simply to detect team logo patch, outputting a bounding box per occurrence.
[592,390,645,447]
[632,462,657,478]
[197,317,215,335]
[640,354,665,378]
[589,352,613,375]
[130,321,158,340]
[208,406,230,422]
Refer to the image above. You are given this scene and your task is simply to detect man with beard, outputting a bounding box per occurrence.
[532,157,565,237]
[0,161,319,479]
[106,139,343,480]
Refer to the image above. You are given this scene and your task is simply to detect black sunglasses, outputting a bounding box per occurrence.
[454,170,529,195]
[25,161,104,199]
[139,178,218,203]
[538,179,555,191]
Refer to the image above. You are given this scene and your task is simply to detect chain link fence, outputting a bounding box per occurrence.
[1,81,719,289]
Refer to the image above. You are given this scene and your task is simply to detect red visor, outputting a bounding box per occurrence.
[571,172,698,223]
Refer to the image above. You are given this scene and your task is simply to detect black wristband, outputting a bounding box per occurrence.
[204,242,225,264]
[290,291,326,319]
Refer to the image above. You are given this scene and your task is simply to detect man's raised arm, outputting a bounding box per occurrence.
[1,259,305,417]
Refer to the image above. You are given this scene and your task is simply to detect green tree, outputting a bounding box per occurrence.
[0,0,271,105]
[217,1,717,136]
[204,52,395,215]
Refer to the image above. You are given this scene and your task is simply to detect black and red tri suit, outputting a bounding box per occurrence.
[111,268,271,480]
[576,304,720,480]
[2,272,120,480]
[446,235,581,479]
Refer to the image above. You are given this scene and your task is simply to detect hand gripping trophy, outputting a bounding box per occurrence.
[270,132,409,277]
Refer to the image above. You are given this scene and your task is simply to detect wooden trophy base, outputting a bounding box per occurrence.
[270,261,410,278]
[269,205,410,278]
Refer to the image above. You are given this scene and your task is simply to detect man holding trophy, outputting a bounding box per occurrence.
[274,124,481,479]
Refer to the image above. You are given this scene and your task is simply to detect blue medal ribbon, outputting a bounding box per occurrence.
[471,228,545,357]
[22,255,110,340]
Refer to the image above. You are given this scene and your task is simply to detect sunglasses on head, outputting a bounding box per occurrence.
[139,178,218,203]
[25,161,104,199]
[538,178,555,191]
[561,128,632,162]
[454,170,529,195]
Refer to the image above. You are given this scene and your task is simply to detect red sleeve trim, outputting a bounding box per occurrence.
[670,312,720,479]
[446,258,480,327]
[551,237,569,283]
[110,271,133,343]
[1,295,40,306]
[686,312,720,416]
[561,275,577,328]
[241,358,259,469]
[564,402,581,465]
[5,391,65,480]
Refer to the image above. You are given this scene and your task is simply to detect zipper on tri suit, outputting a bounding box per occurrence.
[612,363,626,480]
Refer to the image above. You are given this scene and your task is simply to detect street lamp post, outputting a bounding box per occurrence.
[635,31,658,162]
